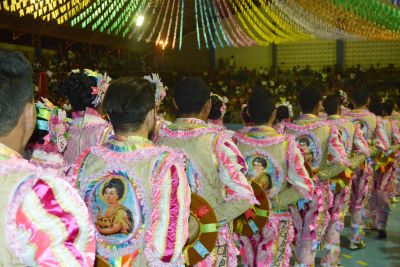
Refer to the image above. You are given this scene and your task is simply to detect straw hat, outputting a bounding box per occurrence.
[183,194,218,266]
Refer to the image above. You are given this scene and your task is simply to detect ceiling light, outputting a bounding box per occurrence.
[136,15,144,27]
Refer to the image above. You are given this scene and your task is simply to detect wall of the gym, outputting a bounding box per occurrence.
[216,45,272,70]
[344,40,400,68]
[215,40,400,70]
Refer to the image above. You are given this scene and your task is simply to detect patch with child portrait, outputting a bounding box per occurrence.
[86,172,146,258]
[295,133,321,170]
[245,151,284,197]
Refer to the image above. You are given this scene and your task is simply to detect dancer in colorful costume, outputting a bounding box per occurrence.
[390,105,400,197]
[75,77,190,266]
[274,102,293,134]
[208,93,229,131]
[157,77,257,267]
[344,88,390,249]
[28,98,71,178]
[61,69,113,172]
[234,89,314,267]
[0,50,95,266]
[367,100,396,239]
[284,87,345,267]
[321,95,368,266]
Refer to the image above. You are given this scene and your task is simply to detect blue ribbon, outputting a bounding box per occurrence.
[36,120,48,131]
[248,219,259,234]
[331,182,337,191]
[193,240,210,258]
[297,199,310,210]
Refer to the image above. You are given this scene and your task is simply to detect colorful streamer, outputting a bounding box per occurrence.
[2,0,400,48]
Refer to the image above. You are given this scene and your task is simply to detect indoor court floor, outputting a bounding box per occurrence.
[316,203,400,267]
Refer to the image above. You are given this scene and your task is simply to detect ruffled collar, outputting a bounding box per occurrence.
[294,113,321,125]
[327,114,342,120]
[71,107,99,119]
[245,126,279,139]
[0,143,22,160]
[106,135,154,152]
[350,109,372,115]
[169,118,209,131]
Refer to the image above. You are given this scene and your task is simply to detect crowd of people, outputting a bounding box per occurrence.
[0,49,399,267]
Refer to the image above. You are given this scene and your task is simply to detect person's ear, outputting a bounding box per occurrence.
[269,109,277,124]
[203,99,212,118]
[173,99,179,111]
[23,102,36,130]
[145,108,156,129]
[21,102,36,145]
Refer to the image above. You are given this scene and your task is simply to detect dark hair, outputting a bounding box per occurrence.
[240,105,253,124]
[323,94,341,116]
[276,105,290,122]
[208,94,225,120]
[382,101,394,116]
[350,87,370,107]
[103,76,155,133]
[298,86,321,114]
[253,157,267,168]
[102,178,125,200]
[60,71,97,111]
[247,88,275,125]
[299,137,310,146]
[0,50,33,136]
[173,77,210,115]
[368,97,383,116]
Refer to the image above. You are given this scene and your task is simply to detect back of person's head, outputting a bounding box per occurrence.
[173,77,210,115]
[103,77,155,133]
[368,97,384,116]
[208,93,226,120]
[276,105,290,122]
[350,87,370,108]
[323,94,341,116]
[298,86,321,114]
[60,70,97,111]
[247,88,276,125]
[0,50,33,137]
[382,100,394,116]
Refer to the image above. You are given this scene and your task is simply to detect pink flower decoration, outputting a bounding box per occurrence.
[91,86,99,95]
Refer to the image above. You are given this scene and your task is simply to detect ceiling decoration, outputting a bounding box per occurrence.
[2,0,400,49]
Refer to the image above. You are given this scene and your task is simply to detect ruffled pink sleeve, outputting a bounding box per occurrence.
[216,136,258,204]
[374,116,391,152]
[391,121,400,145]
[327,125,351,167]
[6,174,95,267]
[287,136,314,199]
[145,154,190,266]
[353,122,370,156]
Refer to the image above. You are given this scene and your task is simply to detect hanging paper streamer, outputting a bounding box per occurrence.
[155,0,172,46]
[198,0,210,48]
[218,0,255,46]
[172,0,181,49]
[3,0,400,48]
[146,0,166,43]
[194,0,202,49]
[203,0,226,48]
[211,0,235,47]
[179,0,185,50]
